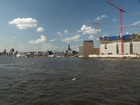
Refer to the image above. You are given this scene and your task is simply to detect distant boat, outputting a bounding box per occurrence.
[56,55,61,57]
[16,53,28,57]
[48,54,55,58]
[16,54,21,57]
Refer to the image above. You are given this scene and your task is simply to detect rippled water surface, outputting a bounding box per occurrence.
[0,57,140,105]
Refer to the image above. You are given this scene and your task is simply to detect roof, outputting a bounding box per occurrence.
[84,40,93,42]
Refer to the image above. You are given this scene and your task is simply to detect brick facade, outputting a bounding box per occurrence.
[83,40,94,57]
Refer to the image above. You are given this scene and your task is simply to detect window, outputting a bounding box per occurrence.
[105,43,107,49]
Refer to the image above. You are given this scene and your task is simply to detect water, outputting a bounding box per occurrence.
[0,57,140,105]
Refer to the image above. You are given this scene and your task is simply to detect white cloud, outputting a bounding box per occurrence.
[57,32,63,36]
[89,35,94,40]
[18,43,29,51]
[8,17,37,29]
[42,43,59,51]
[13,36,17,39]
[112,18,117,22]
[57,30,69,37]
[95,17,100,21]
[125,32,129,34]
[36,27,45,32]
[95,15,107,21]
[50,38,56,42]
[29,35,46,44]
[62,38,71,43]
[64,30,68,34]
[71,35,80,41]
[103,33,110,37]
[101,15,106,18]
[79,25,98,35]
[71,45,80,51]
[131,21,140,26]
[62,35,81,43]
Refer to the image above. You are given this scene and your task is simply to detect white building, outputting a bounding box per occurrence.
[133,42,140,54]
[100,33,140,55]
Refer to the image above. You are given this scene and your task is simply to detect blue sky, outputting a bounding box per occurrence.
[0,0,140,52]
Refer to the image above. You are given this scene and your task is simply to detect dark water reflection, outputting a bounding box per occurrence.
[0,57,140,105]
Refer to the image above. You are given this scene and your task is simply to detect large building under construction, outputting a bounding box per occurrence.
[100,33,140,55]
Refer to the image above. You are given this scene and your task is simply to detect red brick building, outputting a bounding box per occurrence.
[83,40,99,57]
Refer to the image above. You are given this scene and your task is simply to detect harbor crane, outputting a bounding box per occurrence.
[93,22,112,54]
[106,0,125,55]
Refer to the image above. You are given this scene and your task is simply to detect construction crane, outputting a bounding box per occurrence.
[106,0,125,55]
[93,22,112,54]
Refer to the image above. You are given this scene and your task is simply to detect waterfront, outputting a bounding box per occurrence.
[0,57,140,105]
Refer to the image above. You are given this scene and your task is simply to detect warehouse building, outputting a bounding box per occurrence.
[100,33,140,55]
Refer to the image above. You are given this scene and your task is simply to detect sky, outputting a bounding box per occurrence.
[0,0,140,52]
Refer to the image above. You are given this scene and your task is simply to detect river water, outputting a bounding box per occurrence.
[0,57,140,105]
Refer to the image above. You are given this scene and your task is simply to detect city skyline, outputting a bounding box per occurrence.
[0,0,140,52]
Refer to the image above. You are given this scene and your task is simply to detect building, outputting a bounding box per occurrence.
[100,33,140,55]
[10,48,15,54]
[3,49,6,55]
[79,46,83,57]
[94,48,99,55]
[83,40,94,57]
[79,40,99,57]
[68,44,71,50]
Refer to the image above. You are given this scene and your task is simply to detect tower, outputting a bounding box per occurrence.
[68,44,71,50]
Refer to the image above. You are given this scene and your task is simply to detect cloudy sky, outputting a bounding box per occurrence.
[0,0,140,52]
